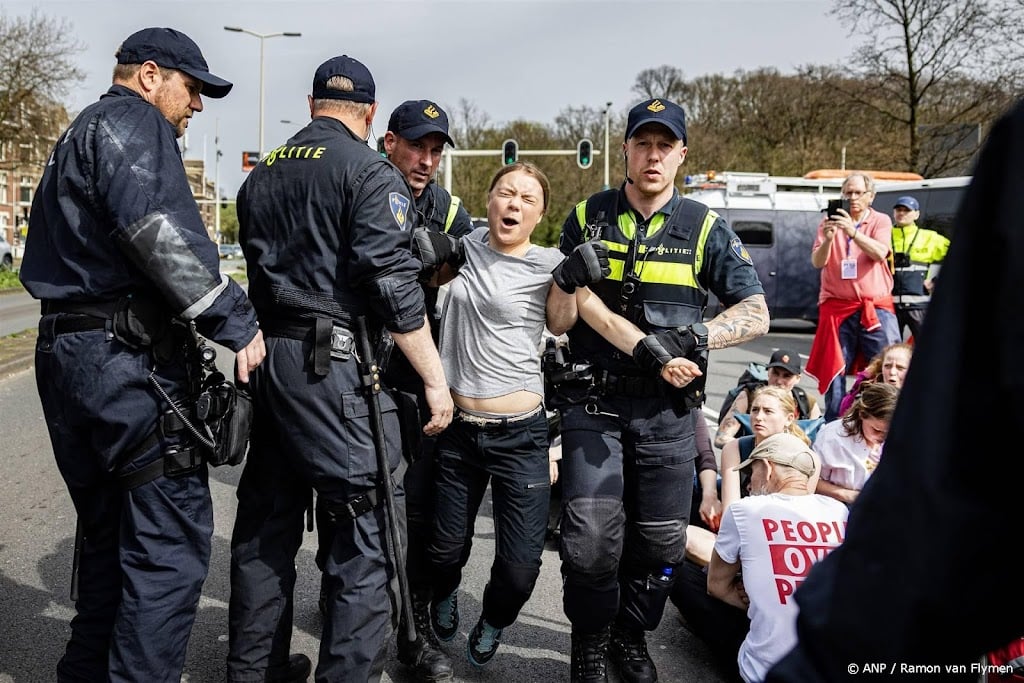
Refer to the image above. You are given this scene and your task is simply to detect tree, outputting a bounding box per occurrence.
[0,9,85,149]
[831,0,1019,175]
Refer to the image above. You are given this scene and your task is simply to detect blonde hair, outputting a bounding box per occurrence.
[750,385,810,445]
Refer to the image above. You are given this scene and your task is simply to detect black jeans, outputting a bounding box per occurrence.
[428,410,550,629]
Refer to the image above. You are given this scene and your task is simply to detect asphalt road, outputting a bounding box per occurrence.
[0,303,817,682]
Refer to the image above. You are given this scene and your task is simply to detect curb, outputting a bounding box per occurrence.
[0,353,34,379]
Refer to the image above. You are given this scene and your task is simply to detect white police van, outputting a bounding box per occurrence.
[687,171,969,323]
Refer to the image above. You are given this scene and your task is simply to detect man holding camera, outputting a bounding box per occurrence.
[890,195,949,340]
[806,172,899,422]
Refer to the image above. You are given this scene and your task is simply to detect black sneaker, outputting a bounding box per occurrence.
[609,625,657,682]
[430,591,460,642]
[466,617,503,667]
[571,628,609,683]
[267,654,312,682]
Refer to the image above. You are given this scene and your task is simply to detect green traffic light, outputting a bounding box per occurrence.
[502,139,518,165]
[577,139,594,169]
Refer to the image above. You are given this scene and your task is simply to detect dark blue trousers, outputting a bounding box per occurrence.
[228,337,403,683]
[35,319,211,683]
[558,394,696,634]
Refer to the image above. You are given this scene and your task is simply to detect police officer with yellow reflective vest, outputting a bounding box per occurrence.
[227,56,453,682]
[18,27,266,682]
[890,195,949,340]
[553,98,770,683]
[312,98,472,681]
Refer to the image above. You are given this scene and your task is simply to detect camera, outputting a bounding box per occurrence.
[826,198,850,216]
[893,252,912,268]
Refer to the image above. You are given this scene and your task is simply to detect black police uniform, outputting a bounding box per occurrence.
[20,85,259,682]
[227,116,424,682]
[556,187,763,638]
[384,181,473,586]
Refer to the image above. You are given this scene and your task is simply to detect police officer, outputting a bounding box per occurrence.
[890,195,949,340]
[312,99,472,681]
[19,27,265,682]
[227,56,453,683]
[555,98,770,683]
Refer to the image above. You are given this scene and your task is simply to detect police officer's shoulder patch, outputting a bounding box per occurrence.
[389,192,411,230]
[730,237,753,265]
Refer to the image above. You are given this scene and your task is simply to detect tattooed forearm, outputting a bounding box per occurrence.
[706,294,770,350]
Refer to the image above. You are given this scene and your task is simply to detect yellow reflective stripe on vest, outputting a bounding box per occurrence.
[576,197,716,286]
[693,208,716,277]
[444,196,462,233]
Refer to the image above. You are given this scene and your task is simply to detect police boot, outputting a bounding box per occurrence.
[570,627,609,682]
[609,624,658,682]
[266,654,312,682]
[397,591,454,681]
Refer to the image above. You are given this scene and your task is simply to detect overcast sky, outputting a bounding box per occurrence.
[11,0,857,196]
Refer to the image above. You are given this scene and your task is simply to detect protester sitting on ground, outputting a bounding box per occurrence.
[837,342,912,416]
[708,433,849,683]
[715,349,821,448]
[721,386,818,512]
[674,385,820,678]
[814,381,899,506]
[685,386,817,569]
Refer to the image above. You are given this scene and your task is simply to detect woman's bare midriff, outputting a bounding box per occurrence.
[453,390,542,415]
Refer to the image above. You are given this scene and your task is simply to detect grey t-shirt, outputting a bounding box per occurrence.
[439,226,563,400]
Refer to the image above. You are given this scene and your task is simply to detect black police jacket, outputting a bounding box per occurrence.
[19,85,258,352]
[238,116,425,335]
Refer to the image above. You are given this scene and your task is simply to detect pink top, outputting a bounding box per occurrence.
[813,207,894,304]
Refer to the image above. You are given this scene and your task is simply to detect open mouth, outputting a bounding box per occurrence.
[501,216,519,228]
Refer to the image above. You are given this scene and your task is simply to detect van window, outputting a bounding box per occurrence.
[733,221,773,246]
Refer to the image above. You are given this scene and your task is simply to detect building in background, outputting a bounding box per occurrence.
[0,118,219,254]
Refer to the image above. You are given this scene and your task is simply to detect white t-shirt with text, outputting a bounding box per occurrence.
[715,493,850,682]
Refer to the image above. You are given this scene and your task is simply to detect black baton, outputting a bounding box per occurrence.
[70,517,83,602]
[355,316,416,643]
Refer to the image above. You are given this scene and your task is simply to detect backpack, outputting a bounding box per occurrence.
[717,362,769,424]
[717,361,813,425]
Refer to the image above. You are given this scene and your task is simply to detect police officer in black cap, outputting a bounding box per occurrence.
[554,97,770,682]
[377,99,473,680]
[310,98,470,681]
[19,26,265,682]
[227,55,453,682]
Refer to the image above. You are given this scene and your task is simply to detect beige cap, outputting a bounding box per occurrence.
[733,433,815,478]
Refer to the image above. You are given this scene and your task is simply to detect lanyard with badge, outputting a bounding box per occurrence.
[841,209,870,280]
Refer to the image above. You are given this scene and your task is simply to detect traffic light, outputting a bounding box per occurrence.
[577,138,594,169]
[376,136,386,157]
[502,139,518,165]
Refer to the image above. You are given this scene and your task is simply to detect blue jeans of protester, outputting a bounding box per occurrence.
[823,308,900,421]
[428,410,551,629]
[228,336,403,683]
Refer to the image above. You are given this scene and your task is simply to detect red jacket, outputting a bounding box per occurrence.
[806,296,894,394]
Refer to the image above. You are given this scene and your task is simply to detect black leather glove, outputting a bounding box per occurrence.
[632,328,697,374]
[412,229,464,282]
[551,239,611,293]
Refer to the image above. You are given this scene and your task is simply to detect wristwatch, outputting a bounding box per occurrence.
[685,323,709,352]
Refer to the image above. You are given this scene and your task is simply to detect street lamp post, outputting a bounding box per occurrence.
[223,26,301,159]
[603,101,613,190]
